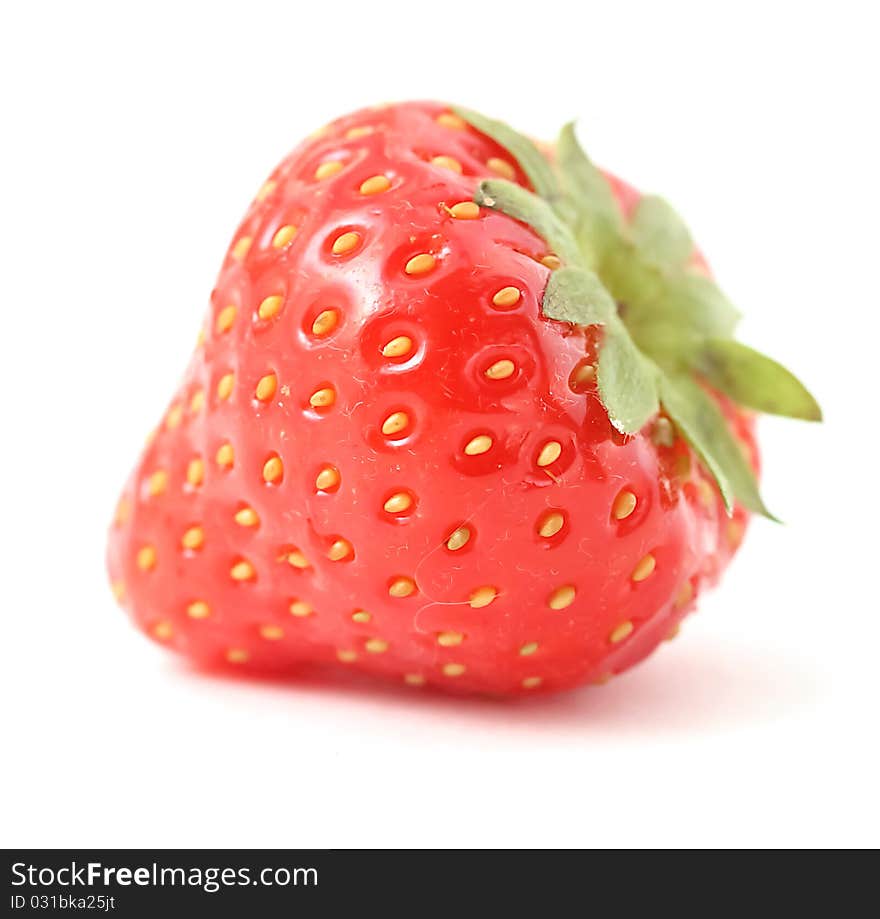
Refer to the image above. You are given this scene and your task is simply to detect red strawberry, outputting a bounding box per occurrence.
[107,101,819,695]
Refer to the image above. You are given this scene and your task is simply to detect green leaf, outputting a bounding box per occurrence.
[654,272,740,339]
[658,374,774,518]
[696,339,822,421]
[453,106,560,202]
[597,322,660,434]
[603,246,740,352]
[556,122,624,269]
[541,266,657,433]
[542,266,616,326]
[474,179,584,268]
[631,195,693,267]
[456,108,819,525]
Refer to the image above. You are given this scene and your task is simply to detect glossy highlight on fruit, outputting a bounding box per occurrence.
[107,101,815,696]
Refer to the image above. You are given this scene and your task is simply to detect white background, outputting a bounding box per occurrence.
[1,1,878,848]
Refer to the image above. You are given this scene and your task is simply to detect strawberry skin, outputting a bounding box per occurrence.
[107,101,756,695]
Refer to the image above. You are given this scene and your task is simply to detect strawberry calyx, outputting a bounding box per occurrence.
[455,106,821,519]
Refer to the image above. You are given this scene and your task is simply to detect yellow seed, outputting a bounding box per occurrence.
[519,642,539,656]
[231,236,252,260]
[230,559,256,581]
[449,201,480,219]
[404,253,436,276]
[446,526,470,551]
[286,549,310,569]
[593,673,612,686]
[352,610,371,624]
[234,506,259,527]
[665,624,681,642]
[727,520,745,547]
[165,404,183,429]
[311,309,339,337]
[492,286,521,308]
[309,386,336,408]
[262,455,284,483]
[289,600,313,617]
[404,673,426,686]
[610,620,634,644]
[271,225,297,248]
[485,359,515,380]
[674,454,692,479]
[187,600,211,619]
[256,179,276,201]
[189,389,205,414]
[114,497,131,526]
[153,621,173,641]
[469,585,497,608]
[111,580,126,602]
[216,372,235,401]
[337,649,357,663]
[365,637,388,654]
[315,160,344,180]
[464,434,493,456]
[359,174,391,195]
[226,648,250,663]
[215,442,234,468]
[381,336,413,358]
[487,157,516,179]
[181,525,204,551]
[443,663,466,677]
[697,478,715,510]
[285,546,310,569]
[383,492,412,514]
[653,417,676,447]
[631,554,656,582]
[436,112,466,130]
[258,294,284,319]
[674,581,694,608]
[388,577,416,598]
[381,411,409,436]
[522,676,543,689]
[345,125,374,139]
[570,362,596,390]
[331,231,361,255]
[431,155,463,173]
[315,466,340,491]
[255,373,277,402]
[259,624,284,640]
[538,511,565,539]
[612,490,638,520]
[136,545,157,571]
[327,538,353,561]
[537,440,562,467]
[148,470,168,497]
[215,305,237,334]
[541,254,562,270]
[186,458,204,487]
[548,584,576,610]
[437,631,463,647]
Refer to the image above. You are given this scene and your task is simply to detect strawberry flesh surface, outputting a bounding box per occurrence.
[107,101,755,695]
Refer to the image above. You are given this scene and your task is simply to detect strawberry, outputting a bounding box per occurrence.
[107,101,819,695]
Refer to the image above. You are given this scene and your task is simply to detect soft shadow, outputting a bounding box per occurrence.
[530,638,824,736]
[169,635,824,739]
